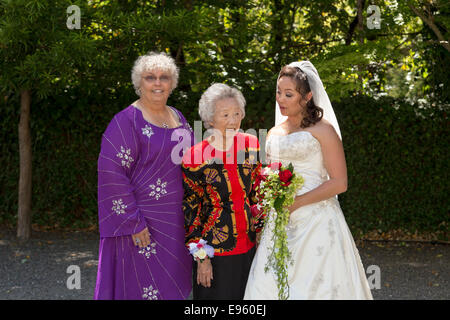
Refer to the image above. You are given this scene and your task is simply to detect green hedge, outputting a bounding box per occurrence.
[334,96,449,237]
[0,93,448,238]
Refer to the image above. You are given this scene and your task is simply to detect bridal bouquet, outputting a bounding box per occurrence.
[252,162,304,300]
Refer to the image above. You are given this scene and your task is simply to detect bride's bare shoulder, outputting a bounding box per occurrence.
[267,125,286,138]
[309,119,339,141]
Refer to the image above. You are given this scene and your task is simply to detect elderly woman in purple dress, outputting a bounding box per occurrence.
[94,52,194,300]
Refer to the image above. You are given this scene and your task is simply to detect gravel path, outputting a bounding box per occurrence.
[0,227,448,300]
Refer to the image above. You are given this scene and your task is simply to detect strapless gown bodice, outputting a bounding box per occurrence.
[266,131,328,195]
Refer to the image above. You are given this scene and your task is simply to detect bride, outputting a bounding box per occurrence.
[244,61,373,300]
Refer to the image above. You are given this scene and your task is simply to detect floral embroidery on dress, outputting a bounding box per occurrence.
[112,199,127,215]
[116,146,134,168]
[142,124,154,138]
[317,199,329,209]
[310,273,324,295]
[266,131,321,162]
[331,285,340,299]
[142,285,159,300]
[328,219,336,247]
[316,246,324,256]
[138,241,157,259]
[149,178,168,200]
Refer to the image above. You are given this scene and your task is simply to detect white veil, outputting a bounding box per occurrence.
[275,61,342,140]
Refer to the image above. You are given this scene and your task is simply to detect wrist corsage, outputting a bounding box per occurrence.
[188,239,214,262]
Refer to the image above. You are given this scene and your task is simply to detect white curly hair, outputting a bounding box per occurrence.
[198,83,246,129]
[131,51,179,96]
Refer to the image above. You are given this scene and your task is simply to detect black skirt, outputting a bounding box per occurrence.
[192,246,256,300]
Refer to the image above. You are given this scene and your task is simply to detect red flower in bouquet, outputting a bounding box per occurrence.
[254,172,267,190]
[250,203,262,217]
[279,169,293,187]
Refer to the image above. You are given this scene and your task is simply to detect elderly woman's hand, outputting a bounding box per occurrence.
[197,257,213,288]
[132,227,151,248]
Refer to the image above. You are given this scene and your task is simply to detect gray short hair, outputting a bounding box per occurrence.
[198,83,246,129]
[131,51,179,96]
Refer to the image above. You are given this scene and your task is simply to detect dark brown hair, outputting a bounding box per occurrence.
[278,65,323,128]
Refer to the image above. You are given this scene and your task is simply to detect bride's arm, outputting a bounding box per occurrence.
[288,122,347,212]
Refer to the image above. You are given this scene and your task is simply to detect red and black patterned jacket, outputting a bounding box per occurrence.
[181,132,262,256]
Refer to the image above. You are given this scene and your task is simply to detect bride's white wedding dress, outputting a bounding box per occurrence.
[244,131,373,300]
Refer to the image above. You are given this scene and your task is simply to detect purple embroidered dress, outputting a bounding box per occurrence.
[94,105,193,300]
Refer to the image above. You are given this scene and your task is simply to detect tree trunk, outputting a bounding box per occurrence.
[345,0,365,45]
[269,0,285,72]
[17,89,32,241]
[408,2,450,53]
[357,0,365,44]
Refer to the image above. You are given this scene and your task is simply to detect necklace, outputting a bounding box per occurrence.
[136,100,172,128]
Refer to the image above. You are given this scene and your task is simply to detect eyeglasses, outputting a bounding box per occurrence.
[142,74,171,83]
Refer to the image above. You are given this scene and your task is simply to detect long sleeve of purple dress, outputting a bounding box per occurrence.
[94,105,193,300]
[97,112,147,237]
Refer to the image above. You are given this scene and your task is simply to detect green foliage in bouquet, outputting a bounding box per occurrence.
[257,162,304,300]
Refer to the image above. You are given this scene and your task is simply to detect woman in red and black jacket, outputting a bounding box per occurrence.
[182,83,263,300]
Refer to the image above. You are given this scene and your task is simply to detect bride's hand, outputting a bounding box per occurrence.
[287,197,302,214]
[287,203,299,214]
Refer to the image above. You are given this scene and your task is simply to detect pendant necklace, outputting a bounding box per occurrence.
[138,100,171,128]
